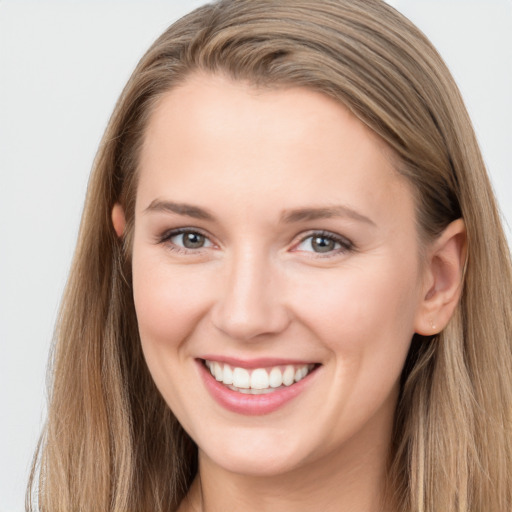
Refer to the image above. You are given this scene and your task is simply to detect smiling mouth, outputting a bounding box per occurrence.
[203,359,318,395]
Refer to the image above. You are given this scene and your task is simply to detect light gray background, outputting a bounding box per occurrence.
[1,1,511,510]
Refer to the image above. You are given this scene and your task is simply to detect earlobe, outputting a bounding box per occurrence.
[112,203,126,237]
[414,219,467,335]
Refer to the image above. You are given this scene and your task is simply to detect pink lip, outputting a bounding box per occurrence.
[197,359,319,416]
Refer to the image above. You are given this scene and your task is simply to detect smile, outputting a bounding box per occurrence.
[198,357,320,415]
[204,360,316,394]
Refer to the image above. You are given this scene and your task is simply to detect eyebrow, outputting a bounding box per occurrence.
[280,205,375,226]
[144,199,375,226]
[144,199,215,220]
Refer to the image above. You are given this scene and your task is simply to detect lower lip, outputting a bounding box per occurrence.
[197,360,318,416]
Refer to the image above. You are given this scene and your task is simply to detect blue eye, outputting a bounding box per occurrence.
[295,232,352,254]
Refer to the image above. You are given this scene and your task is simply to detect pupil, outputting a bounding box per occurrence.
[312,236,334,253]
[183,232,205,249]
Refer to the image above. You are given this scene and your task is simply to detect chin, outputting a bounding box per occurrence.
[198,429,309,478]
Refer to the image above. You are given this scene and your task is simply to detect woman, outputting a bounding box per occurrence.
[27,0,512,511]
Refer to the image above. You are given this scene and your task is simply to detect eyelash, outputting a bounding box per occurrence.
[294,230,354,257]
[157,228,354,257]
[157,228,214,255]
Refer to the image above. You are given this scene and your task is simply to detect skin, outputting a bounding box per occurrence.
[113,73,466,511]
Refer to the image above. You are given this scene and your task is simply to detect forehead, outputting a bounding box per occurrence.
[136,73,414,227]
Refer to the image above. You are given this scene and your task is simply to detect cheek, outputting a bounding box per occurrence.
[290,260,420,441]
[293,257,420,359]
[132,248,214,350]
[131,247,217,419]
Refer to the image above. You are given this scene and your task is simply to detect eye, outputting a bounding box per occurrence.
[159,229,214,252]
[294,231,352,255]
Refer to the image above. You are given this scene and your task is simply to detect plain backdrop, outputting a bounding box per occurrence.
[0,1,511,510]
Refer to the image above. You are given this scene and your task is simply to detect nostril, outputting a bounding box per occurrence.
[210,300,291,341]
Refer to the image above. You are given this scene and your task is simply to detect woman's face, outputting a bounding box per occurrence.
[131,73,427,477]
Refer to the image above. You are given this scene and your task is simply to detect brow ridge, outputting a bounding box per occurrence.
[144,199,215,220]
[280,205,375,226]
[144,199,374,226]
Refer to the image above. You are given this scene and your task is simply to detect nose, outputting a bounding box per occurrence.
[211,248,291,341]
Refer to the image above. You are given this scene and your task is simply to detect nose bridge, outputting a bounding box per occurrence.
[212,243,289,340]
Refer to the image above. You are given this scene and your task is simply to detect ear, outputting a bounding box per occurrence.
[414,219,467,335]
[112,203,126,237]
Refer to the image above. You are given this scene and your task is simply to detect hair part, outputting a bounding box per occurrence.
[28,1,512,511]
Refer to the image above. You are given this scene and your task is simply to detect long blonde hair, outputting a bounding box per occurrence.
[28,1,512,510]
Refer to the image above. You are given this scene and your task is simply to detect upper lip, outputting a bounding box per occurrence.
[199,355,319,369]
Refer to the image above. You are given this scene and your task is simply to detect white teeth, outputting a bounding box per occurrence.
[295,366,308,382]
[282,365,295,386]
[232,367,250,389]
[250,368,269,390]
[214,362,223,381]
[223,364,233,385]
[269,367,283,388]
[205,360,315,392]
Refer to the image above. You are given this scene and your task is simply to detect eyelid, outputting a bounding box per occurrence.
[292,230,354,256]
[156,227,354,257]
[157,227,216,253]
